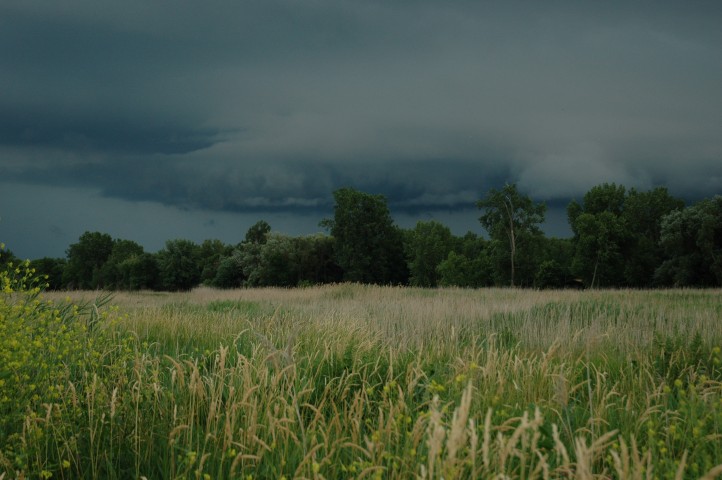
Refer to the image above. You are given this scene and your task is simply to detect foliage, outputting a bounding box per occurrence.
[406,221,454,287]
[0,256,132,476]
[7,186,722,291]
[156,239,202,291]
[238,234,343,287]
[656,195,722,286]
[212,250,245,288]
[0,244,18,269]
[63,231,114,289]
[323,187,408,284]
[568,184,687,288]
[568,184,630,288]
[198,239,232,285]
[122,252,159,290]
[100,239,145,289]
[477,183,546,286]
[255,234,299,286]
[245,220,271,245]
[535,259,567,289]
[622,187,684,286]
[535,237,574,288]
[294,234,343,285]
[437,251,493,287]
[30,257,67,290]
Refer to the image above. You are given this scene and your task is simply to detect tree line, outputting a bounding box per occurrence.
[2,183,720,290]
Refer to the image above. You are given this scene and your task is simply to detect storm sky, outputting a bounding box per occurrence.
[1,1,721,259]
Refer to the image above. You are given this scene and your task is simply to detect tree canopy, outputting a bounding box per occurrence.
[322,187,407,284]
[4,184,720,291]
[477,183,546,286]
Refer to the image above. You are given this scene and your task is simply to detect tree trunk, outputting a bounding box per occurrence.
[504,196,516,287]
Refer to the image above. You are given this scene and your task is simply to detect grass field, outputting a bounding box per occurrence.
[3,277,722,478]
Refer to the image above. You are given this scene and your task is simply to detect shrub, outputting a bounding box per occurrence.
[0,253,131,476]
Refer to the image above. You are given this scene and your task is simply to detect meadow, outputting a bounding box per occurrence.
[2,265,722,479]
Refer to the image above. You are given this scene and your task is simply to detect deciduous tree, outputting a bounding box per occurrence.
[322,188,407,284]
[100,239,145,289]
[622,187,684,286]
[477,183,545,287]
[156,239,202,291]
[406,221,454,287]
[568,184,631,288]
[655,196,722,287]
[63,231,114,289]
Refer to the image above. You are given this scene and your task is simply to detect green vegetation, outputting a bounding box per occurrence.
[477,183,546,287]
[3,254,722,478]
[17,184,721,292]
[6,184,717,293]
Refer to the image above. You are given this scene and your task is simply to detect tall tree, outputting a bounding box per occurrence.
[622,187,684,286]
[406,221,454,287]
[655,196,722,287]
[477,183,546,287]
[198,239,232,285]
[63,231,114,289]
[212,250,246,289]
[100,239,145,289]
[234,222,273,287]
[255,234,299,287]
[245,220,271,245]
[123,253,159,290]
[294,234,343,285]
[156,239,202,291]
[535,237,575,289]
[322,187,408,284]
[567,183,630,288]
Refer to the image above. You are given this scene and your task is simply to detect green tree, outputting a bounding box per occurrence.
[405,221,454,287]
[567,184,631,288]
[234,221,274,287]
[123,253,159,290]
[477,183,546,287]
[255,234,299,287]
[63,231,114,289]
[198,239,232,285]
[533,237,575,288]
[437,250,493,288]
[245,220,271,245]
[212,250,246,289]
[238,242,264,287]
[655,196,722,287]
[100,239,145,289]
[29,257,67,290]
[622,187,684,287]
[294,234,342,285]
[156,239,202,291]
[570,211,628,288]
[534,260,566,289]
[322,188,408,284]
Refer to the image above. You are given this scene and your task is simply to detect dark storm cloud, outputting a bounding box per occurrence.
[0,108,224,154]
[0,155,509,214]
[1,0,721,235]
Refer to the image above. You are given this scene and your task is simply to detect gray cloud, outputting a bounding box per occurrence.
[1,1,721,257]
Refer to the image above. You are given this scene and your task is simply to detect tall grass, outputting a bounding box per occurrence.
[4,283,722,478]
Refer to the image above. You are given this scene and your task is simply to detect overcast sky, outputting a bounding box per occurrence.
[1,1,721,259]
